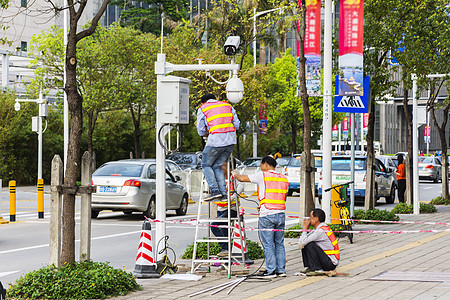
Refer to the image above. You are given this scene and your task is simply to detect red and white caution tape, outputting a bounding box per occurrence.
[144,216,450,234]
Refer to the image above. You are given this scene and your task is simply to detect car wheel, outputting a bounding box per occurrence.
[176,194,188,216]
[385,185,395,204]
[91,210,99,219]
[144,197,156,219]
[287,189,293,196]
[433,175,439,183]
[123,211,133,215]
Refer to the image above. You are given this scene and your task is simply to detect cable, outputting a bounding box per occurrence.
[206,70,232,85]
[158,123,182,154]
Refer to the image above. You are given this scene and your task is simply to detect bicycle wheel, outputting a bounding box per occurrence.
[344,224,353,244]
[340,207,353,244]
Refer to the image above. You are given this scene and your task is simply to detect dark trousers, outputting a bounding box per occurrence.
[301,242,336,271]
[211,209,237,250]
[398,179,406,203]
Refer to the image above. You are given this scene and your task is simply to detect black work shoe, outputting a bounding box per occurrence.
[276,272,287,277]
[203,194,222,202]
[261,271,277,278]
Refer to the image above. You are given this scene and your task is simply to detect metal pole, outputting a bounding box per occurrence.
[338,122,342,152]
[155,53,167,259]
[412,74,419,215]
[38,93,43,180]
[63,2,68,173]
[360,113,364,151]
[253,8,257,67]
[322,0,333,222]
[355,113,359,151]
[253,117,257,157]
[426,89,430,156]
[350,112,355,217]
[2,54,9,87]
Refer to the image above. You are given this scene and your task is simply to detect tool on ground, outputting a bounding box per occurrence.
[133,220,161,278]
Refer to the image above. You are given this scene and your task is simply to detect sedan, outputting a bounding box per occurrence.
[166,152,202,170]
[418,157,442,182]
[91,159,189,219]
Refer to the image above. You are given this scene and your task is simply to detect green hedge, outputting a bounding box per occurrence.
[181,239,264,260]
[430,196,450,205]
[7,261,141,299]
[391,202,437,214]
[354,208,400,223]
[284,223,344,238]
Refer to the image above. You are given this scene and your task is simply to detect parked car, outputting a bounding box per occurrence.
[276,156,291,167]
[435,156,449,178]
[418,156,442,182]
[91,159,189,219]
[283,154,322,196]
[376,155,398,187]
[166,152,202,170]
[242,157,262,167]
[318,156,396,204]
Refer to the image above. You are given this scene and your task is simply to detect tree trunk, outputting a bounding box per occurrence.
[295,0,314,214]
[291,123,297,154]
[130,103,142,158]
[259,41,266,65]
[60,0,111,265]
[402,87,413,204]
[61,22,83,265]
[364,97,376,210]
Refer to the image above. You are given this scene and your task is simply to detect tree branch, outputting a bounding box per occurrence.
[76,0,111,42]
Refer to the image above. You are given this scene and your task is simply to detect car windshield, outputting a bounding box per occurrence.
[243,159,261,167]
[315,156,323,168]
[392,158,398,167]
[167,153,197,165]
[276,157,291,166]
[94,163,144,177]
[332,158,366,170]
[288,156,302,167]
[419,157,434,164]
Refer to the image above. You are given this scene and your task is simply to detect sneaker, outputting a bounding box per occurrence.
[261,271,277,278]
[216,249,229,257]
[276,272,287,277]
[203,194,222,202]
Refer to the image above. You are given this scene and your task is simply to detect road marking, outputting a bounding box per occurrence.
[0,271,21,278]
[245,230,450,300]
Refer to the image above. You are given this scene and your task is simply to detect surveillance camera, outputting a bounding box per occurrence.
[14,102,20,111]
[226,75,244,103]
[224,36,240,56]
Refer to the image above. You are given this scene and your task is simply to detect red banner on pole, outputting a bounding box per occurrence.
[363,113,369,128]
[338,0,364,96]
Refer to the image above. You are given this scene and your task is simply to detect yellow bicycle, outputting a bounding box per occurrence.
[325,182,354,244]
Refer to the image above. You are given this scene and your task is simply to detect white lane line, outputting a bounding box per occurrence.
[0,270,21,278]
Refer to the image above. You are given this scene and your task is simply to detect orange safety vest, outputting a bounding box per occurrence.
[214,177,237,207]
[200,101,235,134]
[259,171,289,210]
[319,225,340,261]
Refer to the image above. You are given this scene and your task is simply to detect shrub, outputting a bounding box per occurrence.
[7,261,141,300]
[430,196,450,205]
[181,239,264,260]
[354,208,400,223]
[284,223,344,238]
[391,202,437,214]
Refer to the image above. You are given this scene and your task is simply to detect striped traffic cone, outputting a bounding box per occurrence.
[133,221,161,278]
[231,219,254,265]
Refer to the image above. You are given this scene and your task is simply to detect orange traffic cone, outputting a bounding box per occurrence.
[133,221,161,278]
[231,219,254,265]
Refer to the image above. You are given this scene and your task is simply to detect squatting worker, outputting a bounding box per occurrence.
[298,209,339,275]
[234,156,288,278]
[210,159,244,257]
[197,94,240,200]
[396,155,406,203]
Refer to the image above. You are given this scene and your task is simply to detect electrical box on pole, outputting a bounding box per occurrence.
[158,76,191,124]
[32,116,39,132]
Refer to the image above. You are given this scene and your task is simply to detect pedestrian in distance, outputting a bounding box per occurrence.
[197,94,240,201]
[234,156,288,278]
[396,154,406,203]
[297,208,340,275]
[274,149,282,159]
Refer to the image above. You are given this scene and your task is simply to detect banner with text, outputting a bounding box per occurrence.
[338,0,364,96]
[343,117,349,139]
[304,0,321,96]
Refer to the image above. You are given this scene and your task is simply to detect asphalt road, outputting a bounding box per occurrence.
[0,180,444,288]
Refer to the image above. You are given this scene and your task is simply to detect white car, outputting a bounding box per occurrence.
[283,154,322,196]
[318,156,396,204]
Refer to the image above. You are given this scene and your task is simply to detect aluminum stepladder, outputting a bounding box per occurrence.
[190,157,246,279]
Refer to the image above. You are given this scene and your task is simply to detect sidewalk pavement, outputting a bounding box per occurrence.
[115,206,450,300]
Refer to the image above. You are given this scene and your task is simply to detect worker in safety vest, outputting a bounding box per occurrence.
[197,94,240,200]
[298,208,340,275]
[234,156,288,278]
[210,160,244,257]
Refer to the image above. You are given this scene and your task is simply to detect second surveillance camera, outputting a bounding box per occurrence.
[224,36,240,56]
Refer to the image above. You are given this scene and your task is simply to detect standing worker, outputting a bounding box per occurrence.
[396,154,406,203]
[197,94,240,200]
[297,208,340,275]
[234,156,288,278]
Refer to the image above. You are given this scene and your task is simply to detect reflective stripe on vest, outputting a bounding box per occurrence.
[319,225,340,260]
[259,171,288,210]
[200,101,235,134]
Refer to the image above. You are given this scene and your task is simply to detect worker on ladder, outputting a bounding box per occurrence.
[234,156,288,278]
[197,94,240,200]
[211,159,244,257]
